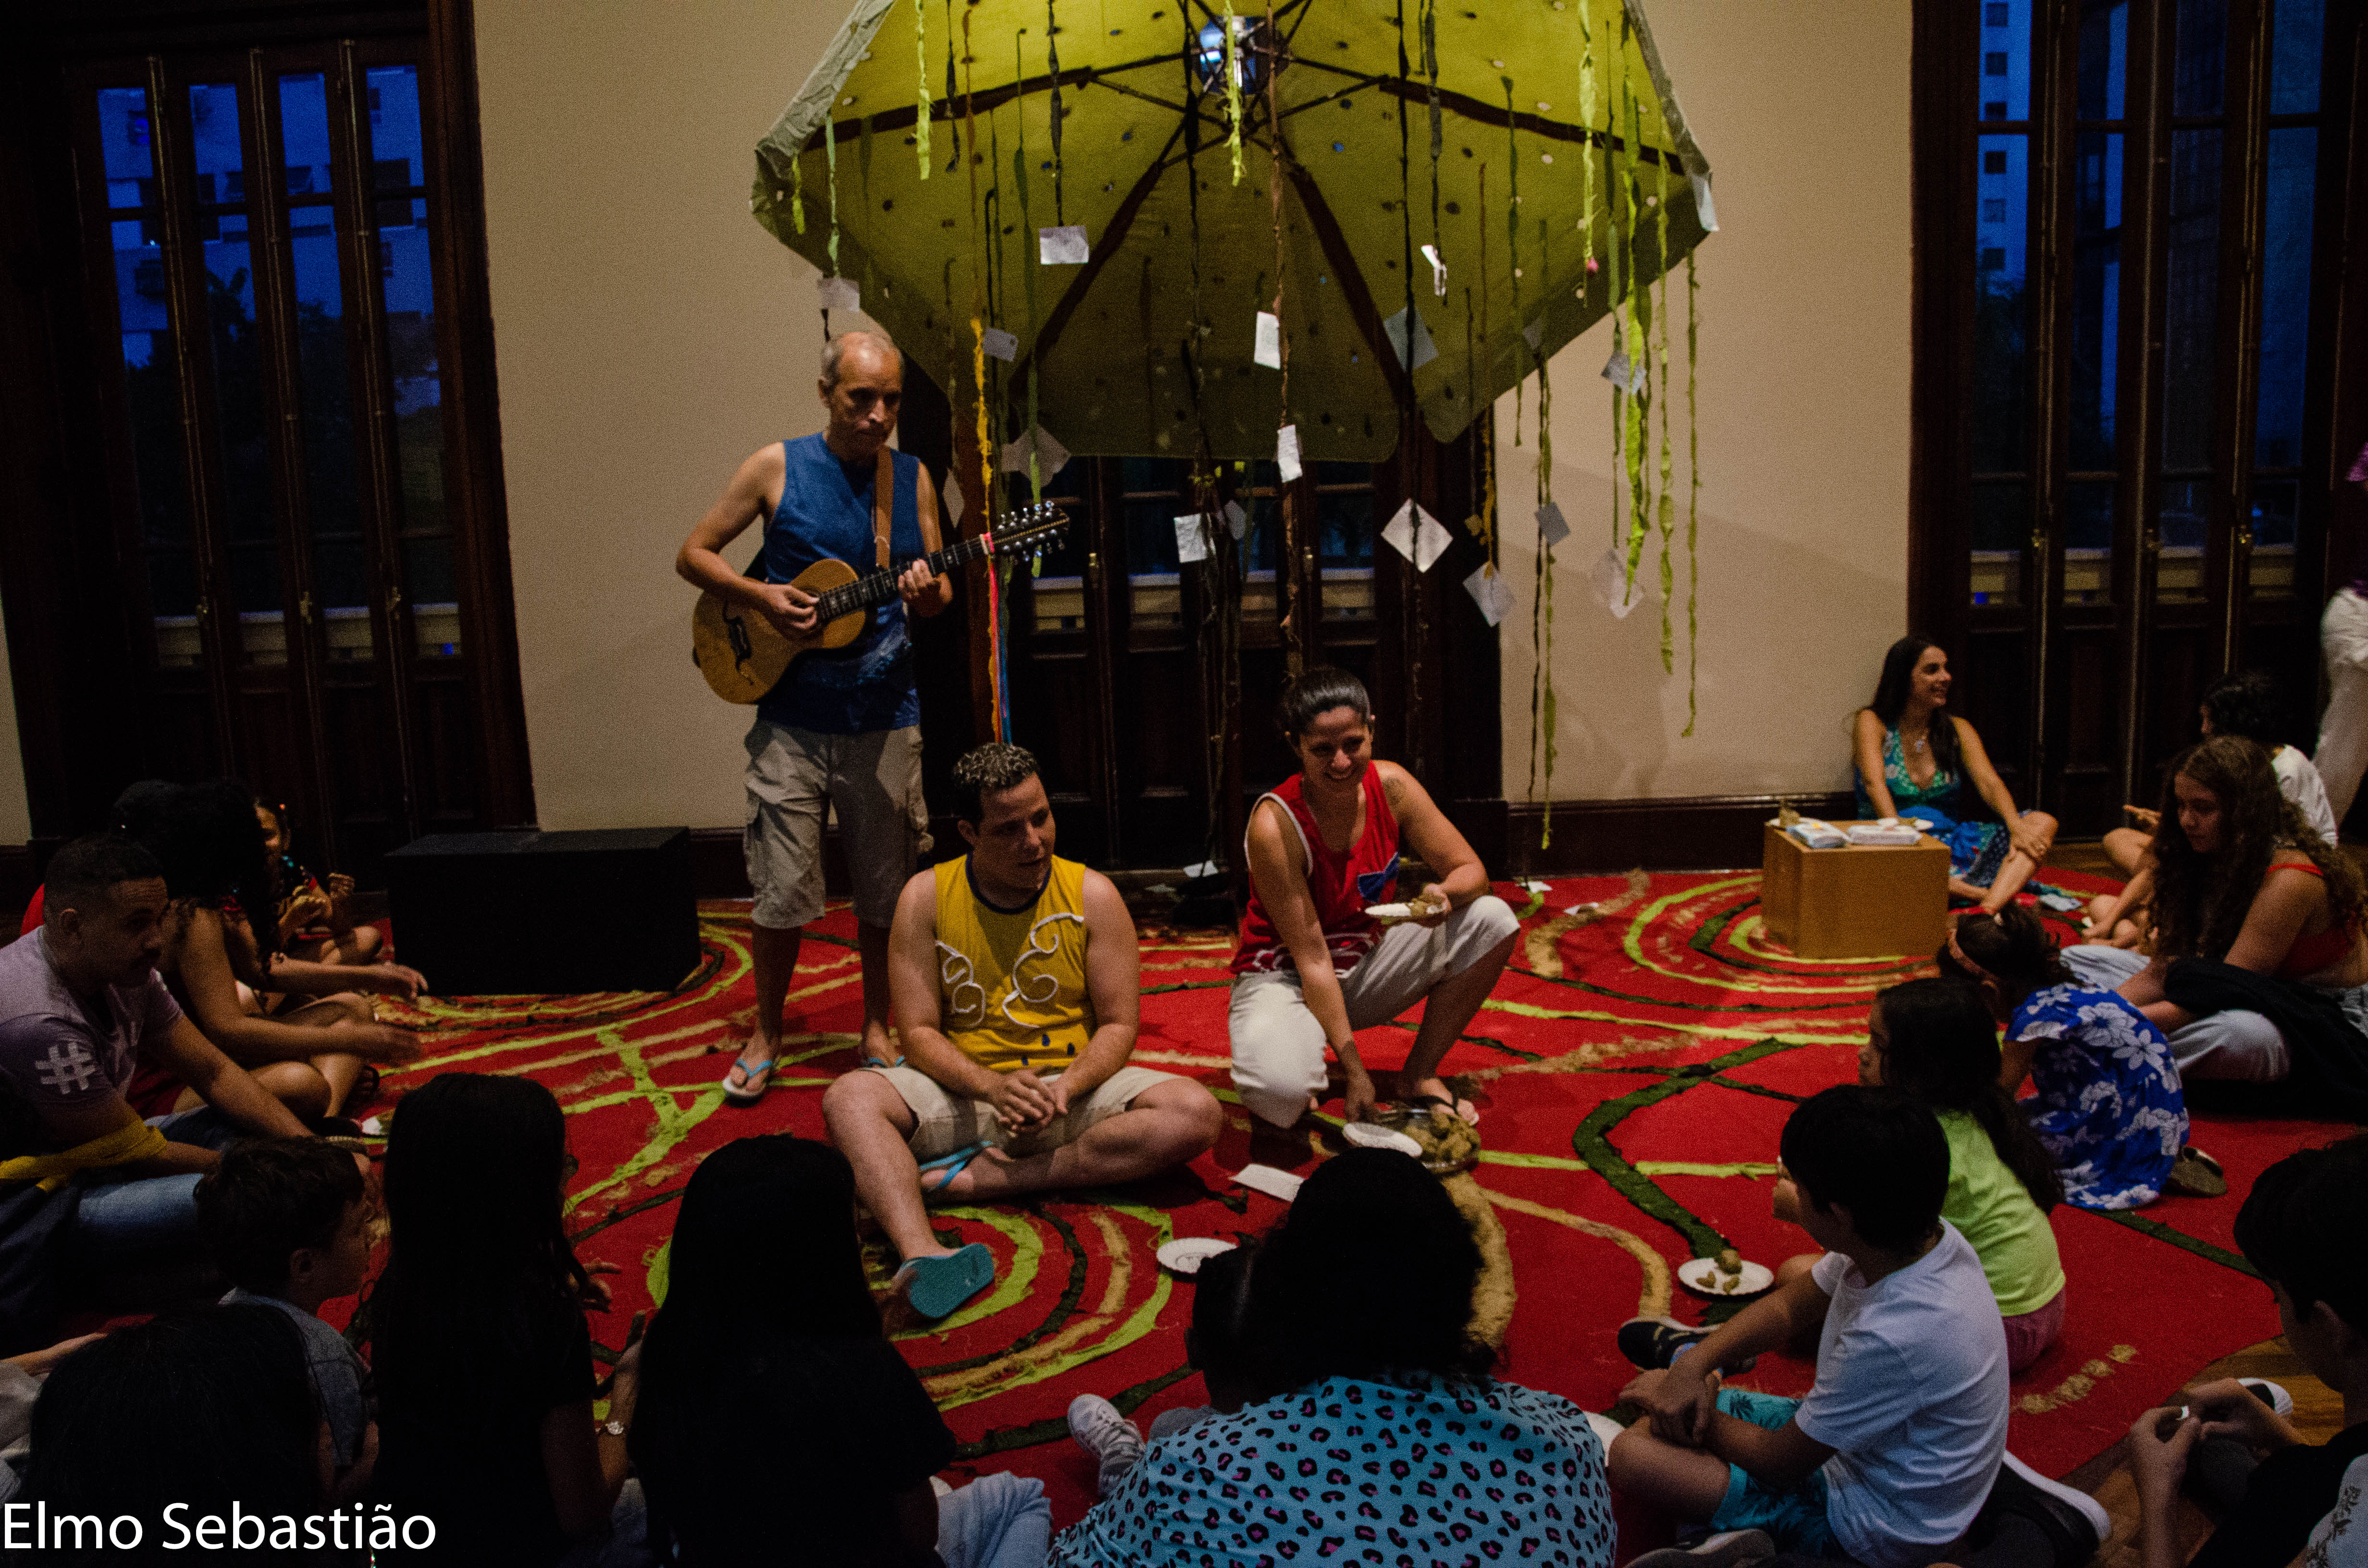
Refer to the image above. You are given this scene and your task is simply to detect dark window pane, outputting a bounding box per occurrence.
[1973,135,2029,474]
[1120,456,1187,576]
[189,83,287,658]
[1978,0,2031,119]
[2078,1,2128,120]
[2249,478,2298,600]
[1003,458,1088,579]
[366,65,457,651]
[2161,129,2221,471]
[276,73,370,643]
[2071,131,2123,470]
[2255,127,2315,470]
[2157,478,2209,602]
[2268,0,2322,114]
[98,84,155,208]
[2065,481,2114,604]
[2174,0,2226,117]
[1971,483,2026,607]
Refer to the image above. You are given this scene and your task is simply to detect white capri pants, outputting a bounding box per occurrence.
[1229,894,1519,1127]
[2062,943,2294,1084]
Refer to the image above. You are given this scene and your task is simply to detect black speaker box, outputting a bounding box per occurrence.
[383,828,701,996]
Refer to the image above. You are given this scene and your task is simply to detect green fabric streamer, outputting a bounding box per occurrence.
[826,115,840,276]
[1684,250,1700,737]
[1224,3,1244,185]
[791,150,806,236]
[1014,134,1043,501]
[914,0,934,178]
[1654,156,1673,673]
[1536,215,1556,846]
[1619,67,1650,592]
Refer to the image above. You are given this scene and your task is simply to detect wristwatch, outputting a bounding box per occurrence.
[600,1418,627,1438]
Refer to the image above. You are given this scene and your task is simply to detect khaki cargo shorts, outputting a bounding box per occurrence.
[869,1062,1183,1162]
[743,720,931,930]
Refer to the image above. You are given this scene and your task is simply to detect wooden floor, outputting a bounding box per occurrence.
[2054,1338,2343,1564]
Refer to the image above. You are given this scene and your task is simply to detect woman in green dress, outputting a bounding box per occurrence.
[1853,636,2057,914]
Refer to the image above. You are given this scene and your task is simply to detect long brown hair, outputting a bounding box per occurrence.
[2151,734,2365,962]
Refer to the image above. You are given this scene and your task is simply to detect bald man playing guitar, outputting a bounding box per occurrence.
[677,330,951,1102]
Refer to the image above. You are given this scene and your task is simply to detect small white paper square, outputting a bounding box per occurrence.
[1381,305,1439,371]
[1691,172,1719,232]
[1464,562,1513,626]
[1224,499,1247,540]
[1038,225,1089,264]
[1276,425,1302,483]
[1382,502,1450,573]
[944,482,967,528]
[999,424,1072,478]
[1173,513,1209,563]
[1415,508,1452,572]
[1587,545,1648,619]
[1231,1163,1304,1202]
[1254,311,1281,368]
[818,274,861,311]
[981,327,1017,361]
[1518,879,1552,894]
[1182,860,1221,877]
[1522,318,1545,353]
[1601,349,1646,396]
[1536,501,1570,547]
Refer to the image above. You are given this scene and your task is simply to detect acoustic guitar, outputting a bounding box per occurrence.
[692,502,1069,703]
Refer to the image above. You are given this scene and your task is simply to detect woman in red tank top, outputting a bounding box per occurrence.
[1229,668,1518,1129]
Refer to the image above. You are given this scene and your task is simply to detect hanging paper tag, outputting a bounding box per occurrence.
[998,425,1073,477]
[1276,425,1302,483]
[1382,502,1452,573]
[1600,348,1646,396]
[980,327,1018,361]
[1223,499,1248,540]
[1173,514,1210,563]
[818,275,862,312]
[1690,173,1719,232]
[1523,318,1545,353]
[1587,546,1648,619]
[944,482,967,528]
[1536,501,1570,547]
[1463,562,1513,626]
[1419,243,1447,297]
[1381,306,1439,371]
[1254,311,1282,369]
[1038,225,1090,264]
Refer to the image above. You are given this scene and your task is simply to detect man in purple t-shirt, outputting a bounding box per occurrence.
[0,835,314,1266]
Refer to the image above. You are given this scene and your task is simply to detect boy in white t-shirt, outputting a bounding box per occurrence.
[1606,1085,2010,1567]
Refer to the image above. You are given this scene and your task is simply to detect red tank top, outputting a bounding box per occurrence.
[1233,766,1401,976]
[2269,861,2360,977]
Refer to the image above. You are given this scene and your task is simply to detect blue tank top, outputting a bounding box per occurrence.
[755,433,925,734]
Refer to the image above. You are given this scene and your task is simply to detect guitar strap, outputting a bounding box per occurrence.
[873,445,894,570]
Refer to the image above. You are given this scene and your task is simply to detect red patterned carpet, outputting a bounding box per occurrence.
[351,870,2324,1531]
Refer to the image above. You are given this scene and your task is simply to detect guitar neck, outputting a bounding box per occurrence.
[811,533,1003,622]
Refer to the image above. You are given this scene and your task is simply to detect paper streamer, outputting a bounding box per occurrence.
[1275,425,1301,483]
[1173,514,1210,563]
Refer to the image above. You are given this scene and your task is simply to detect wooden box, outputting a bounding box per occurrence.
[1759,823,1949,961]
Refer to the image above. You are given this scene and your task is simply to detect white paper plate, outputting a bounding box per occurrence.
[1156,1237,1240,1276]
[1677,1256,1775,1297]
[1341,1121,1426,1157]
[1364,902,1414,922]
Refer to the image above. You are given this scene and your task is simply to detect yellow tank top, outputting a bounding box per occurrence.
[932,854,1096,1074]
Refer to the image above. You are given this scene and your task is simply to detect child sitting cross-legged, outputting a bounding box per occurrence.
[193,1137,377,1504]
[2126,1132,2368,1568]
[1606,1084,2009,1568]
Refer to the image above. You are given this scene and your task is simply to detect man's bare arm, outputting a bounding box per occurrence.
[883,872,1004,1101]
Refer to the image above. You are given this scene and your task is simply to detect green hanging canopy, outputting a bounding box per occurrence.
[751,0,1714,463]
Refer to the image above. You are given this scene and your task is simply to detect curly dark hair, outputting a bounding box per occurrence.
[950,743,1041,824]
[2199,669,2287,748]
[2151,735,2364,963]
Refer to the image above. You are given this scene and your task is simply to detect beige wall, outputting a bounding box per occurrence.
[474,0,864,831]
[475,0,1911,831]
[1495,2,1912,807]
[0,602,29,844]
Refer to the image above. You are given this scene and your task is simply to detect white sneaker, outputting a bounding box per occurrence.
[1624,1531,1775,1568]
[2241,1377,2296,1417]
[1998,1450,2112,1544]
[1067,1394,1145,1497]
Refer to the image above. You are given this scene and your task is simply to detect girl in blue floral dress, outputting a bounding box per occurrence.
[1940,906,2192,1209]
[1855,637,2059,913]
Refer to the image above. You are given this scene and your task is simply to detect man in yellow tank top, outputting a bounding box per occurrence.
[822,744,1222,1320]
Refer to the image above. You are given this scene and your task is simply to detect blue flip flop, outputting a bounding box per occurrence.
[896,1242,995,1320]
[720,1055,775,1105]
[917,1140,992,1201]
